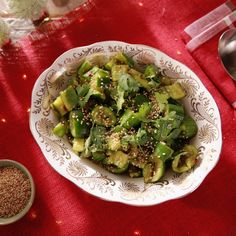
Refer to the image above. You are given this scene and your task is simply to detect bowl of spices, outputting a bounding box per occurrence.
[0,159,35,225]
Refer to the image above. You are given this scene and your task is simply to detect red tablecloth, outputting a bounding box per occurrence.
[1,0,236,235]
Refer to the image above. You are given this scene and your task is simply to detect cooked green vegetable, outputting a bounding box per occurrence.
[134,95,149,107]
[115,51,134,67]
[72,138,85,153]
[91,106,116,127]
[144,64,161,87]
[69,110,89,138]
[51,96,67,116]
[143,155,165,183]
[165,82,186,99]
[105,151,129,173]
[107,132,121,151]
[180,116,198,138]
[51,52,199,183]
[111,65,129,81]
[172,145,198,173]
[53,121,68,137]
[155,92,169,112]
[107,151,129,168]
[77,60,93,76]
[105,58,116,71]
[144,64,159,79]
[60,86,78,111]
[129,68,150,89]
[154,142,174,162]
[92,151,106,162]
[120,109,140,129]
[167,103,184,115]
[88,126,107,153]
[83,66,99,80]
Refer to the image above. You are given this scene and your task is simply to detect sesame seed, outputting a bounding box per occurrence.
[0,166,31,218]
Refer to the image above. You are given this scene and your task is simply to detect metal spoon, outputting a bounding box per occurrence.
[218,28,236,81]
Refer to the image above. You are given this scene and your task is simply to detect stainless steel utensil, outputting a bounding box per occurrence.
[218,28,236,81]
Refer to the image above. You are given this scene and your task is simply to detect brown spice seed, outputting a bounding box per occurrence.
[0,166,31,218]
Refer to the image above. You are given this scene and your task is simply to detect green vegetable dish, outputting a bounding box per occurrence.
[51,52,198,183]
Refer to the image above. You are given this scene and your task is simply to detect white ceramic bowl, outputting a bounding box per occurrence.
[0,159,35,225]
[30,41,222,206]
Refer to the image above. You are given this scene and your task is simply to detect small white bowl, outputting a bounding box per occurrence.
[30,41,222,206]
[0,159,35,225]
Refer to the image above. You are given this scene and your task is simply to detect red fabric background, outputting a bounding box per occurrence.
[181,15,236,108]
[1,0,236,235]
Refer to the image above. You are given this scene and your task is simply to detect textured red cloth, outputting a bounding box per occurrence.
[0,0,236,235]
[182,1,236,108]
